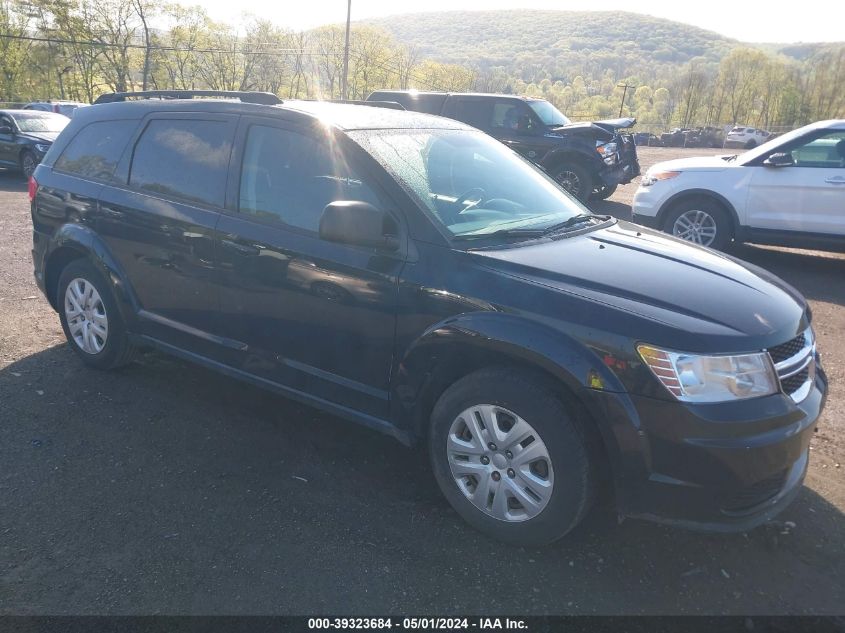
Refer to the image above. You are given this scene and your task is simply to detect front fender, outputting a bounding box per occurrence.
[391,311,628,433]
[44,223,138,324]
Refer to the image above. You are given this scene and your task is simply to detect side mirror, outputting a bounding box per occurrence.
[319,201,399,251]
[0,125,12,135]
[763,152,794,167]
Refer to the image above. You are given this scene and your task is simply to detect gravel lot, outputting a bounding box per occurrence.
[1,148,843,615]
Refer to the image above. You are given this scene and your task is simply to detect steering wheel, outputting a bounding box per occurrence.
[454,187,487,213]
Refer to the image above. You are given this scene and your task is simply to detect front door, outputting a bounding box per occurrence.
[746,129,845,236]
[214,117,405,419]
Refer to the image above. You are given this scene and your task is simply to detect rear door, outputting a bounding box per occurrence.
[213,116,405,418]
[95,113,238,354]
[746,129,845,236]
[0,113,18,167]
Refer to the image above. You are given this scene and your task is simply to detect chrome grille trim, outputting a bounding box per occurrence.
[767,328,815,403]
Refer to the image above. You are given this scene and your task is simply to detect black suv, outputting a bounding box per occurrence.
[367,90,640,201]
[31,91,826,545]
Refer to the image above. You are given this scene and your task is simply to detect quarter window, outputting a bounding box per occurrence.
[54,120,136,183]
[238,125,380,232]
[129,119,232,207]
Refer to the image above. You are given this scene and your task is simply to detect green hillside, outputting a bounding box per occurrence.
[367,10,739,82]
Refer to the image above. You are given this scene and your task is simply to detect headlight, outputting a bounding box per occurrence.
[596,141,618,165]
[637,345,778,403]
[35,143,51,153]
[641,170,681,186]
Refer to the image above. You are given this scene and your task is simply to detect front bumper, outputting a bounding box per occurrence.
[590,363,827,532]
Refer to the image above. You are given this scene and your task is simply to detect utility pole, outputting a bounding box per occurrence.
[617,82,634,118]
[342,0,351,100]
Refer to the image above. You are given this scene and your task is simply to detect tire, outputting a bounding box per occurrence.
[57,259,137,370]
[591,183,618,201]
[745,140,757,149]
[663,197,732,250]
[551,162,593,202]
[429,367,596,546]
[20,150,38,179]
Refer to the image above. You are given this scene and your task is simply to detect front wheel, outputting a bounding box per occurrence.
[592,183,618,200]
[429,367,595,545]
[663,198,732,250]
[552,162,593,202]
[20,150,38,179]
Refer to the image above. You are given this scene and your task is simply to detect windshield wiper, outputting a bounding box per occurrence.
[452,227,546,241]
[723,154,738,162]
[541,213,609,234]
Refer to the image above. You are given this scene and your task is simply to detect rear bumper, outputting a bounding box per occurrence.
[592,363,827,532]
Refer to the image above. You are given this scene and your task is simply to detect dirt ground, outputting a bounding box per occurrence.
[0,147,843,615]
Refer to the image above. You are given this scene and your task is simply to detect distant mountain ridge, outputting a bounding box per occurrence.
[364,10,842,81]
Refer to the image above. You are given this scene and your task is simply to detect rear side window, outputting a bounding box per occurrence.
[445,99,494,130]
[54,120,136,183]
[129,119,232,207]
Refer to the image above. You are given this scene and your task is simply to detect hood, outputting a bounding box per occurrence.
[473,221,806,348]
[650,155,735,172]
[19,131,59,144]
[593,116,636,130]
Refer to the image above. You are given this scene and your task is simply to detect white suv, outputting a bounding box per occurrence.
[632,120,845,251]
[725,126,771,149]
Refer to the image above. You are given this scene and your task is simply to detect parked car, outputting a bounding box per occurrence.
[632,119,845,251]
[682,126,725,148]
[367,90,640,201]
[31,91,827,545]
[724,126,771,149]
[660,128,689,147]
[0,109,69,178]
[633,132,662,146]
[24,100,88,117]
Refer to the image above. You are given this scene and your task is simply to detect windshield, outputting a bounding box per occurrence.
[351,128,588,239]
[12,112,68,133]
[527,100,571,127]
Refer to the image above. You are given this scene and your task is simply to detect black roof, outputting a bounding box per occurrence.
[71,97,471,132]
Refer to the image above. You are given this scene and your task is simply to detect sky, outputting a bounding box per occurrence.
[187,0,845,43]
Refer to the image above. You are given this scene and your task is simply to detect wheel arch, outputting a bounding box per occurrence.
[44,224,138,324]
[657,188,740,233]
[391,313,623,475]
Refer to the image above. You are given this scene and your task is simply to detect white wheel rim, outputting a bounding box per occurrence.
[672,209,718,246]
[64,277,109,354]
[447,404,554,522]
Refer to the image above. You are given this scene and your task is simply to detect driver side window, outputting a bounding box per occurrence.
[790,131,845,168]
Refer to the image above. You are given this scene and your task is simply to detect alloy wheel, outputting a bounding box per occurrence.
[555,170,581,197]
[64,277,109,354]
[447,404,554,522]
[672,209,718,246]
[22,153,37,179]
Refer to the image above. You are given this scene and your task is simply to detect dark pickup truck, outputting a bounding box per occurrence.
[367,90,640,201]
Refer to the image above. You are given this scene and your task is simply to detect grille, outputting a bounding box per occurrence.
[781,367,810,395]
[722,470,787,513]
[768,333,806,364]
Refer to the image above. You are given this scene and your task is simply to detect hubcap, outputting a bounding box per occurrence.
[555,170,581,196]
[672,209,718,246]
[447,404,554,522]
[22,154,36,177]
[64,278,108,354]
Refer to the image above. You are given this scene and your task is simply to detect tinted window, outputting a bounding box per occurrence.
[129,119,232,207]
[54,120,136,183]
[447,99,494,130]
[491,102,520,129]
[238,125,380,232]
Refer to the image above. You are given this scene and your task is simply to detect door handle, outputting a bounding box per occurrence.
[220,239,261,256]
[825,177,845,185]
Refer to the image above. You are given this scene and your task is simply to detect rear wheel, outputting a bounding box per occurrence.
[552,162,593,202]
[57,259,137,370]
[429,367,595,545]
[663,197,732,250]
[745,140,757,149]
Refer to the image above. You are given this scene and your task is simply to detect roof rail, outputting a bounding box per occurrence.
[329,99,405,111]
[93,90,282,106]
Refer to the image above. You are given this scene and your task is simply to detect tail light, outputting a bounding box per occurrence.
[28,176,38,202]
